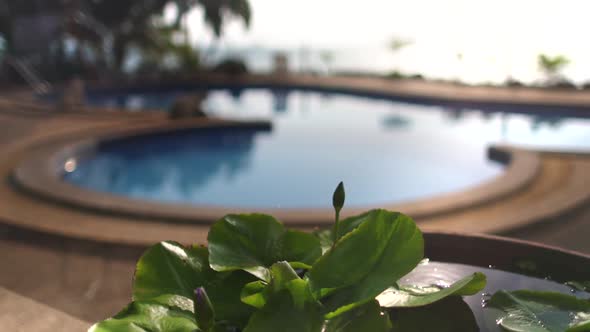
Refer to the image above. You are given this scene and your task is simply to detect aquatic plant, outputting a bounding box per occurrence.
[90,183,590,332]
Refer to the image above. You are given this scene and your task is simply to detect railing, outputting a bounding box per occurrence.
[72,11,114,68]
[4,56,52,95]
[2,10,114,96]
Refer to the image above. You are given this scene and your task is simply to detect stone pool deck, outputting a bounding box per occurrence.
[1,74,590,329]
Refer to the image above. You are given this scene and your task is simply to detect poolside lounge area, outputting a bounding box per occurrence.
[1,74,590,329]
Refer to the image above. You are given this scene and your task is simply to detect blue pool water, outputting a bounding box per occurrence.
[65,88,590,208]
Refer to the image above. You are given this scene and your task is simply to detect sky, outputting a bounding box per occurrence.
[178,0,590,84]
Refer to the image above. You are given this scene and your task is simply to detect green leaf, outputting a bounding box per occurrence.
[282,231,322,270]
[269,262,317,310]
[208,214,322,281]
[241,262,314,310]
[488,290,590,332]
[268,261,300,292]
[389,296,479,332]
[377,272,486,308]
[88,302,198,332]
[569,320,590,332]
[243,262,323,332]
[133,242,209,312]
[204,269,256,327]
[241,281,267,309]
[243,288,323,332]
[308,210,423,316]
[313,229,333,255]
[338,211,376,236]
[314,211,379,250]
[286,279,316,310]
[309,210,423,290]
[324,300,392,332]
[133,241,254,327]
[288,261,313,270]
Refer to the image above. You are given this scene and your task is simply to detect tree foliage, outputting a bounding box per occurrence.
[538,53,570,81]
[0,0,251,70]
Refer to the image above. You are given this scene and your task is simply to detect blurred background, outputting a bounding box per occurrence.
[1,0,590,329]
[1,0,589,85]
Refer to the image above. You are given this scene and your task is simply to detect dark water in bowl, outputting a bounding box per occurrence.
[398,262,590,331]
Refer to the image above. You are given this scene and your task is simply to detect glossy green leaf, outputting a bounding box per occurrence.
[88,302,198,332]
[488,290,590,332]
[377,272,486,308]
[308,210,423,316]
[337,211,375,238]
[389,296,479,332]
[269,262,317,311]
[313,229,333,255]
[309,210,423,290]
[133,242,209,312]
[324,300,392,332]
[289,261,313,270]
[243,262,323,332]
[208,214,322,281]
[132,241,254,327]
[241,281,267,309]
[243,287,323,332]
[241,262,314,310]
[281,232,321,271]
[315,211,375,250]
[204,269,256,327]
[269,261,300,290]
[287,279,316,310]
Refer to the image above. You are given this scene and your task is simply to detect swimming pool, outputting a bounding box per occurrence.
[64,87,590,209]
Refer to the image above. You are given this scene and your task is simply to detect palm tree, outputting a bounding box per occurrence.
[197,0,251,37]
[103,0,251,70]
[1,0,252,71]
[537,54,569,83]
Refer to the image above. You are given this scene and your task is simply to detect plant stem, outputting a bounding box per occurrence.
[332,209,340,249]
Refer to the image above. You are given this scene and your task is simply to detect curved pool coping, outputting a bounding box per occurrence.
[13,119,540,225]
[2,76,590,249]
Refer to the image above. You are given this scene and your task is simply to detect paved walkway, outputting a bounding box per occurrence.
[0,224,140,325]
[0,286,87,331]
[0,109,145,325]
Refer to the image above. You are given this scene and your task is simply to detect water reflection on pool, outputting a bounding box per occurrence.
[66,88,590,208]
